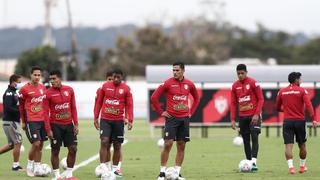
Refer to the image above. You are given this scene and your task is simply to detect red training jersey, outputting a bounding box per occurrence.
[151,77,200,118]
[94,82,133,123]
[18,83,49,129]
[230,77,264,121]
[276,84,315,121]
[45,85,78,128]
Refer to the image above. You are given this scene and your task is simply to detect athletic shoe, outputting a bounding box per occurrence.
[26,167,34,177]
[298,166,307,173]
[178,174,185,180]
[65,177,79,180]
[12,166,24,171]
[251,163,258,172]
[289,167,295,174]
[114,169,123,177]
[157,172,165,180]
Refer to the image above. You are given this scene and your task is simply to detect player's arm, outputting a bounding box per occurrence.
[71,89,79,135]
[189,83,200,116]
[18,88,26,130]
[93,88,101,118]
[150,84,166,116]
[275,90,283,112]
[302,89,317,128]
[43,94,53,139]
[253,82,264,116]
[93,85,104,130]
[230,85,237,130]
[125,87,134,130]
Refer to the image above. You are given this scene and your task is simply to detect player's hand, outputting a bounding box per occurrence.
[231,121,236,130]
[127,122,133,131]
[94,119,100,130]
[312,121,318,129]
[21,123,26,131]
[251,115,259,125]
[47,130,53,139]
[124,118,129,125]
[74,124,79,135]
[161,111,172,118]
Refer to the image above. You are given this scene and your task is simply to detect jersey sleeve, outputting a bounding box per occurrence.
[94,85,105,120]
[189,83,200,116]
[125,87,134,123]
[230,85,237,122]
[303,89,315,121]
[253,81,264,116]
[43,92,51,131]
[71,89,78,126]
[276,90,283,112]
[150,83,166,115]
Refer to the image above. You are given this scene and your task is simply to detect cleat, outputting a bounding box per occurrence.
[289,167,295,174]
[12,166,24,171]
[114,169,123,177]
[251,163,258,172]
[298,166,307,173]
[157,172,165,180]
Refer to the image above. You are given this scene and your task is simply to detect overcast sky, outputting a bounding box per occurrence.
[1,0,319,34]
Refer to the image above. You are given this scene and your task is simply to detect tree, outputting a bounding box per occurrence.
[293,38,320,64]
[15,46,61,78]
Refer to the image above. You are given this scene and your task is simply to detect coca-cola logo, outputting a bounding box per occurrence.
[31,95,46,103]
[55,103,70,110]
[105,99,120,105]
[172,95,187,101]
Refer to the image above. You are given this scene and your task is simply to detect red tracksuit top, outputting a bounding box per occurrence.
[18,83,49,128]
[151,77,200,118]
[94,82,133,123]
[276,84,315,121]
[45,85,78,128]
[231,77,264,121]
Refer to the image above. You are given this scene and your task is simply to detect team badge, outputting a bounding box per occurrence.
[64,91,69,96]
[246,84,250,90]
[184,84,188,90]
[119,89,124,94]
[40,89,44,95]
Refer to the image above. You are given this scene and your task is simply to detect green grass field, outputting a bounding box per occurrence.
[1,120,320,180]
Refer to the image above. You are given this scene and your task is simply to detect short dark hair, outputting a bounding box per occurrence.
[288,72,301,84]
[113,68,124,76]
[9,74,21,84]
[106,70,114,77]
[173,61,185,70]
[236,64,247,71]
[49,70,62,78]
[31,66,42,74]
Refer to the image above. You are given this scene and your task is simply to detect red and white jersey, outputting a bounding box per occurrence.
[151,77,200,118]
[230,77,264,121]
[276,84,315,121]
[45,85,78,127]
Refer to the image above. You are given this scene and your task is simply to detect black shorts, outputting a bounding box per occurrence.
[50,123,77,149]
[283,120,307,144]
[100,119,124,143]
[25,121,48,143]
[164,117,190,142]
[239,116,262,135]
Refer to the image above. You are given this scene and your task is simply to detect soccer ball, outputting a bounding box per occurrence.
[95,164,107,177]
[157,138,164,148]
[165,167,179,180]
[60,157,68,170]
[233,136,243,146]
[100,170,116,180]
[40,163,51,177]
[238,160,252,172]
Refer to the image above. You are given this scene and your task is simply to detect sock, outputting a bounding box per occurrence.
[287,159,294,168]
[175,166,181,175]
[117,161,122,170]
[112,165,118,172]
[300,159,306,167]
[27,160,34,170]
[104,161,111,170]
[53,169,60,178]
[34,162,41,172]
[66,167,73,178]
[252,158,257,164]
[13,162,20,168]
[160,166,166,173]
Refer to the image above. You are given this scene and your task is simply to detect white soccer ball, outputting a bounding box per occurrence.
[60,157,68,170]
[100,170,116,180]
[238,160,252,172]
[165,167,179,180]
[233,136,243,146]
[95,164,106,177]
[157,138,164,148]
[40,163,51,177]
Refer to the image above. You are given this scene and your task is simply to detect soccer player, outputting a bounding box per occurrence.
[230,64,264,171]
[45,70,79,180]
[151,62,200,180]
[94,68,133,177]
[18,66,51,177]
[276,72,317,174]
[0,74,23,171]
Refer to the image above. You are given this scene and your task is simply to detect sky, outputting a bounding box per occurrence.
[0,0,319,35]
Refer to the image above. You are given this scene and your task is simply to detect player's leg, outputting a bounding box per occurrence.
[50,123,63,180]
[239,117,252,160]
[250,116,261,171]
[64,123,78,179]
[34,121,48,176]
[295,120,307,173]
[25,122,39,177]
[112,121,124,177]
[0,144,13,154]
[11,121,23,171]
[283,120,295,174]
[99,119,112,171]
[0,122,15,154]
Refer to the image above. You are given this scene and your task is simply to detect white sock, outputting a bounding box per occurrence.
[13,162,20,168]
[112,165,118,172]
[117,161,122,170]
[252,158,257,164]
[160,166,166,173]
[287,159,294,168]
[66,167,73,178]
[53,169,60,178]
[175,166,181,175]
[34,162,41,172]
[27,160,34,170]
[300,159,306,167]
[104,161,111,170]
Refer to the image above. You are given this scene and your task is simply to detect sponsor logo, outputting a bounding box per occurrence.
[107,88,114,91]
[105,99,120,105]
[56,112,71,119]
[55,103,70,110]
[31,105,43,112]
[172,95,187,101]
[214,96,228,114]
[184,84,188,90]
[31,95,46,103]
[171,84,179,88]
[238,95,251,103]
[239,103,254,111]
[6,92,13,96]
[119,89,124,94]
[173,102,188,110]
[105,107,119,115]
[282,90,300,95]
[64,91,69,96]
